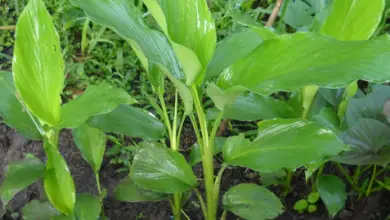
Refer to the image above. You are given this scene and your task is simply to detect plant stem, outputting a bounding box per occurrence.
[95,172,105,217]
[213,164,228,207]
[220,210,227,220]
[173,193,182,220]
[336,162,360,191]
[172,90,179,151]
[194,188,208,217]
[365,165,377,197]
[0,25,16,31]
[159,94,173,140]
[276,0,290,30]
[191,86,215,220]
[283,168,292,196]
[353,165,361,185]
[265,0,284,27]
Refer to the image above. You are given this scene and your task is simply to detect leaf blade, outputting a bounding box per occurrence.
[12,0,64,125]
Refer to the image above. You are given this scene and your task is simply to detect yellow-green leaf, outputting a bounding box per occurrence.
[12,0,64,126]
[322,0,385,40]
[43,142,75,215]
[144,0,217,85]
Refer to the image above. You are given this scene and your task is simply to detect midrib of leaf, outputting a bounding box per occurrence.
[338,0,357,37]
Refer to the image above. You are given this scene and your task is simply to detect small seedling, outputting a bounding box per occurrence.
[294,192,320,213]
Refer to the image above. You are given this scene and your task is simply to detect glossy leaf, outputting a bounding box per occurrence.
[189,137,226,166]
[223,119,345,172]
[43,142,75,215]
[222,183,283,220]
[72,124,106,172]
[312,107,341,134]
[305,160,326,182]
[12,0,64,125]
[217,33,390,95]
[205,29,263,80]
[87,104,165,140]
[59,82,136,128]
[144,0,216,84]
[0,154,45,205]
[70,0,184,91]
[115,177,170,202]
[317,175,346,218]
[346,85,390,127]
[0,72,41,140]
[322,0,384,40]
[332,118,390,166]
[226,92,295,121]
[22,200,59,220]
[74,194,101,220]
[130,144,198,193]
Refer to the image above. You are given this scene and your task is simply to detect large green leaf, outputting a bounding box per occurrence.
[12,0,64,126]
[130,143,198,193]
[205,29,263,81]
[22,200,59,220]
[223,119,345,172]
[87,104,165,140]
[58,82,136,128]
[346,85,390,127]
[74,194,101,220]
[332,118,390,166]
[0,154,45,205]
[43,142,75,215]
[70,0,184,91]
[114,177,170,202]
[317,175,346,218]
[0,72,41,140]
[322,0,384,40]
[144,0,216,85]
[217,33,390,95]
[222,183,284,220]
[72,124,106,172]
[284,0,316,29]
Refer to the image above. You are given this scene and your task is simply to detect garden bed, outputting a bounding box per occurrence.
[0,124,388,220]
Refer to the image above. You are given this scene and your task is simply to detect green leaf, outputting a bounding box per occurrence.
[224,92,296,121]
[346,85,390,127]
[317,175,346,218]
[308,204,318,213]
[206,83,239,110]
[308,192,320,203]
[284,0,316,29]
[322,0,384,40]
[222,183,284,220]
[12,0,64,125]
[70,0,184,91]
[217,33,390,95]
[52,215,76,220]
[332,118,390,166]
[318,88,344,107]
[144,0,216,85]
[130,144,198,193]
[205,29,263,80]
[312,107,341,134]
[294,199,308,211]
[0,72,41,140]
[305,160,325,182]
[0,154,45,206]
[72,124,106,173]
[58,82,135,128]
[188,137,226,166]
[114,177,169,202]
[74,194,101,220]
[87,104,165,140]
[259,169,286,187]
[43,142,75,215]
[22,200,59,220]
[223,119,345,172]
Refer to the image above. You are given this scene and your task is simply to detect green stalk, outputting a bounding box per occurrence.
[353,165,361,185]
[365,165,377,197]
[336,163,360,191]
[171,90,182,219]
[283,168,292,196]
[191,86,215,220]
[95,172,105,217]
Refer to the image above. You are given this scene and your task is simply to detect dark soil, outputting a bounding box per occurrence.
[0,124,389,220]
